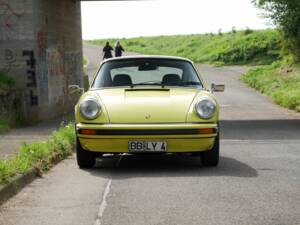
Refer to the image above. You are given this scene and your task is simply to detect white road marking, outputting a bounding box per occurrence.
[94,179,112,225]
[94,155,123,225]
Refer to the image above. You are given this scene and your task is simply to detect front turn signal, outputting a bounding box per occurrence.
[79,129,97,135]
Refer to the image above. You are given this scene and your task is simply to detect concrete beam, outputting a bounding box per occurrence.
[0,0,83,123]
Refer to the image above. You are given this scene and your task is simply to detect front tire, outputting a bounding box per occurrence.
[201,134,219,167]
[76,138,96,168]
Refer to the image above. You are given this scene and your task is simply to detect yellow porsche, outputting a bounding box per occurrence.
[70,56,224,168]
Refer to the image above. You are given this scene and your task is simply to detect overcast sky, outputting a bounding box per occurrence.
[81,0,271,40]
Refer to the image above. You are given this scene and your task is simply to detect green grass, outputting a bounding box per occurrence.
[89,29,281,65]
[0,123,75,184]
[83,57,88,66]
[241,61,300,112]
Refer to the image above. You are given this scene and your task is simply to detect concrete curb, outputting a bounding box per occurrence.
[0,153,71,206]
[0,168,37,205]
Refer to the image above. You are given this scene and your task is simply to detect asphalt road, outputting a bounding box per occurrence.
[0,44,299,225]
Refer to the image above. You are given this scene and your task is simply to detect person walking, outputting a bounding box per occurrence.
[102,42,113,60]
[115,41,125,57]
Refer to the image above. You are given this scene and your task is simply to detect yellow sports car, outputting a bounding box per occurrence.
[71,56,224,168]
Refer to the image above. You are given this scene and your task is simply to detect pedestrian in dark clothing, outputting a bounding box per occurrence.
[115,41,125,57]
[103,42,113,60]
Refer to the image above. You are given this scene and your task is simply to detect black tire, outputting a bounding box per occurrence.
[201,134,219,167]
[76,138,96,168]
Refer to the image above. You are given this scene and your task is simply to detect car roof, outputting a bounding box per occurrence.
[103,55,194,64]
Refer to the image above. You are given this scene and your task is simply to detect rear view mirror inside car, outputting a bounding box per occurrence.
[138,63,158,71]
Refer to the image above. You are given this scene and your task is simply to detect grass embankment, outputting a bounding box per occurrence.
[0,124,75,184]
[242,61,300,112]
[89,29,281,65]
[0,73,15,133]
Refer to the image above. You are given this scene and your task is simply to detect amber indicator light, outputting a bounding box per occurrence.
[80,129,97,135]
[199,128,214,134]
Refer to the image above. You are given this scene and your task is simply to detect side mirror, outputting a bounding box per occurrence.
[68,85,84,94]
[211,83,225,92]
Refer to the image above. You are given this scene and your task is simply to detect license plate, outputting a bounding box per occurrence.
[128,141,167,152]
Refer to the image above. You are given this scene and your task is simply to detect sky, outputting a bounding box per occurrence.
[81,0,271,40]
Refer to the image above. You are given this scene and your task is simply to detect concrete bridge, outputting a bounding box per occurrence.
[0,0,106,122]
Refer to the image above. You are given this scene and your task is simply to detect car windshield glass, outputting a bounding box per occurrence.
[92,59,203,88]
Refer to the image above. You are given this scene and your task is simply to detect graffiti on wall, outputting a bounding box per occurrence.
[64,51,82,86]
[0,48,17,73]
[37,30,47,58]
[47,48,64,77]
[0,0,26,40]
[23,50,38,106]
[46,48,66,105]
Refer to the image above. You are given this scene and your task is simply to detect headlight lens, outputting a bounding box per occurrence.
[80,99,101,120]
[195,97,216,119]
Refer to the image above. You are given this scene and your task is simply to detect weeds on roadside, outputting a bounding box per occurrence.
[83,57,88,66]
[0,123,75,184]
[241,61,300,112]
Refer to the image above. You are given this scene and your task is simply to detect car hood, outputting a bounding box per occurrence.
[94,88,200,123]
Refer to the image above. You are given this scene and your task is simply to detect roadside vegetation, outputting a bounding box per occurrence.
[83,57,88,66]
[241,60,300,112]
[242,0,300,112]
[90,29,281,65]
[0,73,15,133]
[0,123,75,184]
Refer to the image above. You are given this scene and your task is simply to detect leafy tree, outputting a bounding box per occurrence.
[254,0,300,59]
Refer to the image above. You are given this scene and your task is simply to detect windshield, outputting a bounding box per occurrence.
[92,59,203,88]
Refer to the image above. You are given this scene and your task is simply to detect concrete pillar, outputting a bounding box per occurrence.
[0,0,83,123]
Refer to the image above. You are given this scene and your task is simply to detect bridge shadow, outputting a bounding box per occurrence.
[85,154,258,180]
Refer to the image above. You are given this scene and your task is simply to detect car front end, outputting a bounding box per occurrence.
[72,56,223,168]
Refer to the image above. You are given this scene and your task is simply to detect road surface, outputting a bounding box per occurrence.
[0,44,299,225]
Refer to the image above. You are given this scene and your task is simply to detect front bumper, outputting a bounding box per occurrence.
[76,123,218,153]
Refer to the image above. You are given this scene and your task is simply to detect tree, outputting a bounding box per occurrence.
[254,0,300,59]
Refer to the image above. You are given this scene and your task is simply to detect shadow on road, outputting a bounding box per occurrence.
[80,119,300,180]
[85,154,258,179]
[220,119,300,140]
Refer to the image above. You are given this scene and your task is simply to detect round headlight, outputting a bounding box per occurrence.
[80,99,101,120]
[195,97,216,119]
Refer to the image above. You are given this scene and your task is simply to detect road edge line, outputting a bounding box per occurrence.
[94,179,112,225]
